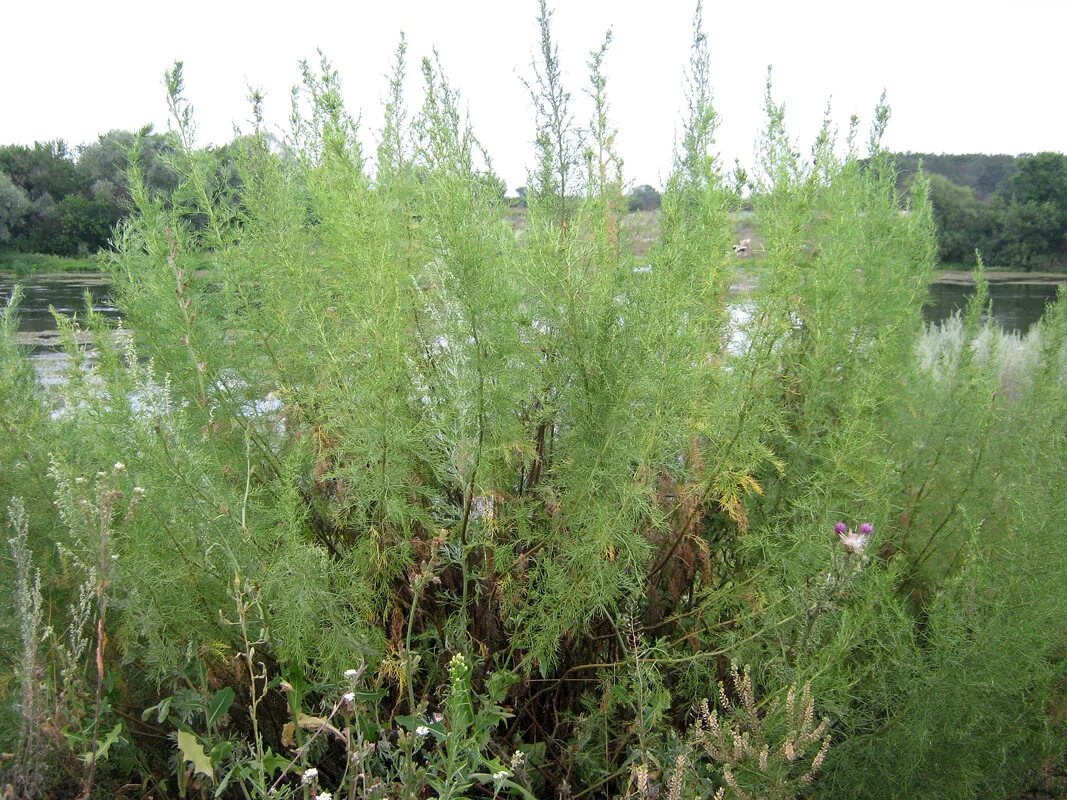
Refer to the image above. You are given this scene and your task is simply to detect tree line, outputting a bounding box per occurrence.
[897,151,1067,270]
[0,130,248,258]
[2,128,1064,272]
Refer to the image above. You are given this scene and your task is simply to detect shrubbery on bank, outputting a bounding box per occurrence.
[2,4,1065,798]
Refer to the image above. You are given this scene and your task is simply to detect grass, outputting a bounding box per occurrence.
[936,263,1067,283]
[939,259,1067,275]
[0,252,101,274]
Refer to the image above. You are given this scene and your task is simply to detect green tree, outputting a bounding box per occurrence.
[1007,151,1067,210]
[78,128,180,200]
[53,194,121,256]
[0,172,30,245]
[988,153,1067,268]
[0,141,86,202]
[923,173,985,264]
[985,197,1064,270]
[626,183,661,211]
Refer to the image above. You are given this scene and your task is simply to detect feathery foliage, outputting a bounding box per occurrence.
[1,6,1065,798]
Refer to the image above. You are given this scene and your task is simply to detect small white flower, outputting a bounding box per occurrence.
[302,767,319,785]
[839,531,870,555]
[342,691,355,703]
[415,725,430,737]
[343,668,359,679]
[318,793,333,800]
[75,477,86,485]
[492,770,511,782]
[133,486,146,495]
[113,461,125,471]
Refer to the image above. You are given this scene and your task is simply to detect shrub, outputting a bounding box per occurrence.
[1,4,1065,798]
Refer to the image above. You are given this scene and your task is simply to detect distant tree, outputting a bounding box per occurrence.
[909,152,1067,270]
[992,153,1067,267]
[18,192,62,254]
[0,141,86,202]
[0,141,91,253]
[53,194,122,255]
[626,183,661,212]
[1005,153,1067,211]
[923,174,985,264]
[984,197,1064,271]
[477,170,507,202]
[0,172,30,245]
[894,152,1018,199]
[78,128,180,199]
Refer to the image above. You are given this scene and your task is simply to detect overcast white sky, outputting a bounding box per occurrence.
[2,0,1065,191]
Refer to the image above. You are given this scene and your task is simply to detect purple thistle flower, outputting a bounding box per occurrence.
[834,522,848,535]
[859,522,874,535]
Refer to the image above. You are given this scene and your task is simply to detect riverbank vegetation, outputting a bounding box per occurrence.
[0,252,100,274]
[897,152,1067,271]
[2,3,1066,798]
[2,92,1065,275]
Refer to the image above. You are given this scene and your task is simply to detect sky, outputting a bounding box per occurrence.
[2,0,1065,192]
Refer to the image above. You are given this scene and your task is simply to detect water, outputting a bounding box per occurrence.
[3,270,1064,372]
[0,272,119,353]
[925,274,1064,333]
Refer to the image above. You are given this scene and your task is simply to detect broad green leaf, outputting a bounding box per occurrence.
[262,748,292,776]
[177,730,214,780]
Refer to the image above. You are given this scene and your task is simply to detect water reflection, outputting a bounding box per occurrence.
[925,278,1063,333]
[0,272,119,352]
[3,270,1065,377]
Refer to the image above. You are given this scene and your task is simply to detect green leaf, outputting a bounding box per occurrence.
[210,740,233,762]
[177,730,214,781]
[262,748,291,777]
[142,695,172,724]
[206,687,235,727]
[157,696,173,724]
[80,722,123,764]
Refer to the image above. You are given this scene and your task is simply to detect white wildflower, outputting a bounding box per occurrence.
[415,725,430,737]
[835,521,873,555]
[302,767,319,785]
[133,486,146,495]
[318,793,333,800]
[492,770,511,782]
[343,668,360,679]
[113,461,125,471]
[839,531,870,554]
[342,691,355,703]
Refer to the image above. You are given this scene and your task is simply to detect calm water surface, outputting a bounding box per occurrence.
[1,272,119,352]
[3,270,1064,370]
[925,278,1063,333]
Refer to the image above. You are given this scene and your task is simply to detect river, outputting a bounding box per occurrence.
[2,270,1064,383]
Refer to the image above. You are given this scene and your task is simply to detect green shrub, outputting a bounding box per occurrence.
[1,4,1065,798]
